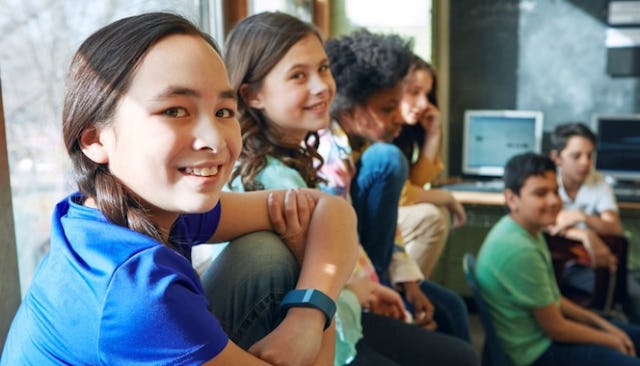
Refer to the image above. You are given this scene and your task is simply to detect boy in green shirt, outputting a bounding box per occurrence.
[476,152,640,366]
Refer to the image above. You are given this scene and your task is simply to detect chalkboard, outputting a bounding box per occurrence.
[448,0,640,177]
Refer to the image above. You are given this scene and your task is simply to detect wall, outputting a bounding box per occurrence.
[448,0,640,177]
[0,77,20,349]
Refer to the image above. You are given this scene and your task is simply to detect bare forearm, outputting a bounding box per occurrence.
[547,298,614,346]
[547,316,617,348]
[419,135,441,163]
[584,213,623,236]
[408,184,454,206]
[297,193,359,299]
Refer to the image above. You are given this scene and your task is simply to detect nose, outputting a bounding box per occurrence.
[580,154,592,166]
[310,72,330,96]
[548,191,562,208]
[417,94,429,110]
[193,115,227,153]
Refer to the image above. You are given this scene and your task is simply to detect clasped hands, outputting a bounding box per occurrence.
[347,277,437,330]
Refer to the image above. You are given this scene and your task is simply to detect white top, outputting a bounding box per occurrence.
[557,169,619,216]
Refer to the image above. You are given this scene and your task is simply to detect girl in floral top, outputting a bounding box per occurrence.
[225,12,477,366]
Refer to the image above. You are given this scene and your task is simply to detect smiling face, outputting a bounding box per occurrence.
[506,170,562,236]
[85,34,241,232]
[400,69,433,125]
[346,84,404,142]
[552,135,594,187]
[247,33,335,144]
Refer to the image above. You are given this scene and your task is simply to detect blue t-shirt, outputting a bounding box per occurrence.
[1,193,228,365]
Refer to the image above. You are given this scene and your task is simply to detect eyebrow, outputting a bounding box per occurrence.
[286,58,330,72]
[153,86,237,101]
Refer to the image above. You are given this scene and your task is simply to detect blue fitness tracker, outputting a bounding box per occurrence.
[280,289,336,330]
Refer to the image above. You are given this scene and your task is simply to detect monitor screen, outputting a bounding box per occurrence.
[462,110,543,177]
[594,115,640,183]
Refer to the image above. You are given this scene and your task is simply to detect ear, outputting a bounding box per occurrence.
[80,127,109,164]
[239,83,264,109]
[504,188,519,212]
[549,149,560,163]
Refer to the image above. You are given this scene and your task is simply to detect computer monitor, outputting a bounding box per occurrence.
[462,110,544,177]
[593,114,640,183]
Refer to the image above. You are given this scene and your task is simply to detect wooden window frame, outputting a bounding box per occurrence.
[224,0,331,38]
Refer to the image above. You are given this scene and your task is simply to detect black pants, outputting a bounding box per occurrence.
[347,312,479,366]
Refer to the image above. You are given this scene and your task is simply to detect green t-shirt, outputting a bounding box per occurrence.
[476,215,560,366]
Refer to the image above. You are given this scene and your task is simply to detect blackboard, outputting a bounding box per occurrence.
[448,0,640,177]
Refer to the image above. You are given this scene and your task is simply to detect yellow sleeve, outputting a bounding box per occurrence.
[398,180,424,207]
[409,156,444,187]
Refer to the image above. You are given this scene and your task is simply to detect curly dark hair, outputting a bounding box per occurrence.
[224,12,325,191]
[325,29,413,120]
[393,54,437,164]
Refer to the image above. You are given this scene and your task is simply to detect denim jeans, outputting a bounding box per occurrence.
[419,280,472,343]
[350,143,408,279]
[199,231,299,349]
[532,320,640,366]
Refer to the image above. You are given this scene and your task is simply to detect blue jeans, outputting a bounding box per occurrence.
[200,231,299,349]
[532,321,640,366]
[419,280,473,343]
[350,143,408,279]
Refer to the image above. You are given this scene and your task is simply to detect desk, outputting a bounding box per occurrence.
[431,190,640,297]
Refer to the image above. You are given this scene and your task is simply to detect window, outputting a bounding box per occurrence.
[0,0,222,295]
[337,0,433,61]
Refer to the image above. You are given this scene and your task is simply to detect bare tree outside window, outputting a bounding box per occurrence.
[0,0,208,295]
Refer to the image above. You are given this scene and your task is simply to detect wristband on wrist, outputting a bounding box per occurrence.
[280,289,336,330]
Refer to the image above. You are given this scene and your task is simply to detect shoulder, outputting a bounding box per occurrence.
[584,170,611,189]
[171,202,221,246]
[258,156,307,189]
[101,246,228,363]
[579,171,617,206]
[480,217,540,267]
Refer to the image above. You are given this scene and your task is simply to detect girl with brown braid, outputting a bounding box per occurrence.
[1,12,358,366]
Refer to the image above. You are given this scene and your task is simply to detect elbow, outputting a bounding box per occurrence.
[322,193,359,254]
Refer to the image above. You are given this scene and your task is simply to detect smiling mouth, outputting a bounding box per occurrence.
[182,166,219,177]
[305,101,327,111]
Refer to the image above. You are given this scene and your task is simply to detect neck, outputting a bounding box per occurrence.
[269,123,307,146]
[509,214,541,238]
[560,171,581,196]
[335,115,365,150]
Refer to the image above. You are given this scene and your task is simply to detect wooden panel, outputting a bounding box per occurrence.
[0,77,20,349]
[313,0,331,38]
[224,0,248,35]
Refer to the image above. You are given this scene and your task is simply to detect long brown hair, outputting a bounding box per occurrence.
[393,54,438,164]
[63,12,220,243]
[225,11,325,190]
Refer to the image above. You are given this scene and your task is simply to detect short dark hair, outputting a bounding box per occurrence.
[550,122,597,152]
[325,29,413,119]
[504,152,556,195]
